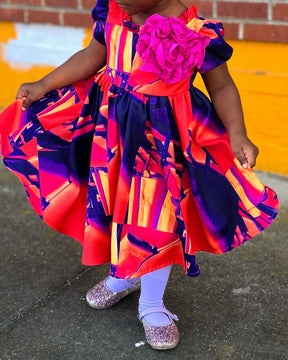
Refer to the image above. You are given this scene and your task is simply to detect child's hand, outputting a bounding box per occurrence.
[229,134,259,169]
[16,81,47,111]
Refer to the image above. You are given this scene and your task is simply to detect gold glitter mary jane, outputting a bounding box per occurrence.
[86,277,141,309]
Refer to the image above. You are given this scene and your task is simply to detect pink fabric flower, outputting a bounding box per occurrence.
[136,14,211,84]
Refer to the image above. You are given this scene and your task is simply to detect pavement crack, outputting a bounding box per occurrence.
[0,266,93,333]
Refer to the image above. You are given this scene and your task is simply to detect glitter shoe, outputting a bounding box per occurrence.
[86,277,141,309]
[139,307,179,350]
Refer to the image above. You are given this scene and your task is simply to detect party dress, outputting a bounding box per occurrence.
[0,0,278,279]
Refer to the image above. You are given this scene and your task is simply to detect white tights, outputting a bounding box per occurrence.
[138,265,172,326]
[105,265,172,326]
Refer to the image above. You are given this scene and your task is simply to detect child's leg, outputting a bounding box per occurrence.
[139,265,172,326]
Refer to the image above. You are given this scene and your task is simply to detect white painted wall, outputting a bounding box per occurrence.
[3,23,86,69]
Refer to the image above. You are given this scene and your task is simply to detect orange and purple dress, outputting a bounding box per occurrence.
[0,0,278,279]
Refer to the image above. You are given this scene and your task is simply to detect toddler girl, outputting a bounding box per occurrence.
[0,0,278,350]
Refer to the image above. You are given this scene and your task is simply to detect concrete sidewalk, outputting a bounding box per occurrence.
[0,23,287,360]
[0,167,287,360]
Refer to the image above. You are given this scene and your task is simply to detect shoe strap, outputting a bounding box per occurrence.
[121,279,139,290]
[138,306,179,322]
[104,276,139,291]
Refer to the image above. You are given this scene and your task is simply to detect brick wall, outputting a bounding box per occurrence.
[0,0,287,42]
[193,0,288,42]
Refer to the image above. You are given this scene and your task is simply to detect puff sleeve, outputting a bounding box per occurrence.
[91,0,109,45]
[197,19,233,73]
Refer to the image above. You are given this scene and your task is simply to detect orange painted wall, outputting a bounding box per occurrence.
[1,23,287,174]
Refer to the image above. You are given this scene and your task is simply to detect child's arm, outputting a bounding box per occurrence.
[201,63,259,168]
[16,38,107,110]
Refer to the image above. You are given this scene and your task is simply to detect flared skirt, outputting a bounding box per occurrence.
[0,73,279,278]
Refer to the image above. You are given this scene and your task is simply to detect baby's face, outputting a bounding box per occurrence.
[115,0,167,16]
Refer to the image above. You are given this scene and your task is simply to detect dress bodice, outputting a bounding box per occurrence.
[92,0,233,96]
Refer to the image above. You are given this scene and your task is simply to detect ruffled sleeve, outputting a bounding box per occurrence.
[91,0,109,45]
[196,19,233,73]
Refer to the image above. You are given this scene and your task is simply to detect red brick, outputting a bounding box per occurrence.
[273,3,288,22]
[0,0,9,3]
[218,1,268,20]
[244,24,288,43]
[45,0,78,9]
[63,11,92,27]
[0,8,24,22]
[81,0,97,10]
[27,10,60,25]
[11,0,42,5]
[223,22,239,40]
[189,1,213,17]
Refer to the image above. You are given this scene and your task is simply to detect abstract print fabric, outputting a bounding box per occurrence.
[0,0,278,279]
